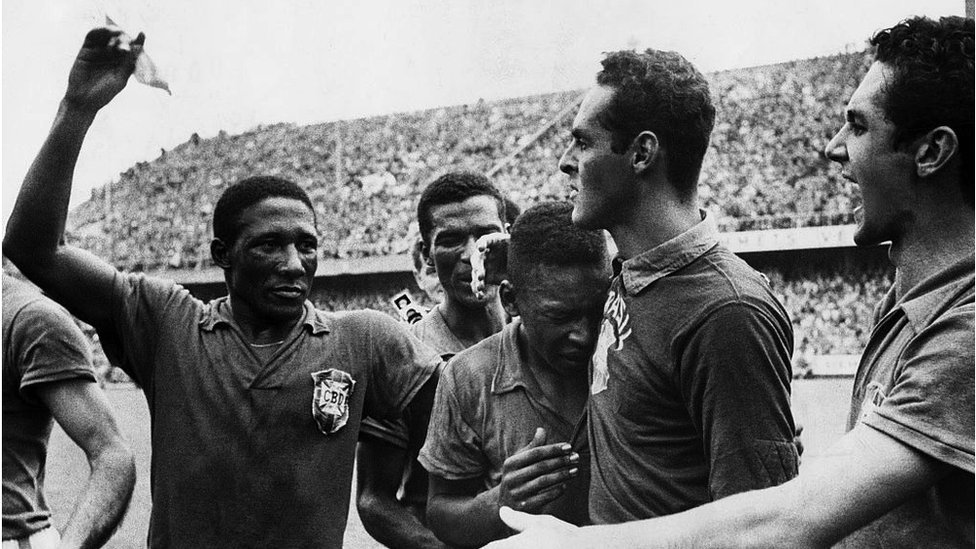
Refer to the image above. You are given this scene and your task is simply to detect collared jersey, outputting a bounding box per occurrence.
[588,214,798,523]
[2,275,96,540]
[99,273,439,549]
[840,255,974,548]
[419,320,590,526]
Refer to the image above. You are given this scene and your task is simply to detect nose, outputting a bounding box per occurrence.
[559,143,577,176]
[567,316,596,348]
[824,128,847,164]
[279,244,306,276]
[460,236,479,263]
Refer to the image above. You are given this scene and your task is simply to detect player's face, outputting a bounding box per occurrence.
[516,263,609,375]
[224,197,318,324]
[824,62,916,247]
[559,85,636,230]
[426,195,506,309]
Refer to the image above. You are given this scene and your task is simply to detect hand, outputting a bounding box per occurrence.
[471,232,510,298]
[64,26,143,113]
[498,427,578,514]
[482,507,579,549]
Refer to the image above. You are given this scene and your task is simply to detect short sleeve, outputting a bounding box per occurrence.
[362,311,440,421]
[11,300,96,405]
[100,272,195,387]
[679,301,799,500]
[864,307,975,472]
[359,415,410,449]
[418,360,489,480]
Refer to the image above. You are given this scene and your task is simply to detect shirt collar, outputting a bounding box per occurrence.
[199,297,331,335]
[898,253,975,331]
[620,211,719,295]
[491,320,530,395]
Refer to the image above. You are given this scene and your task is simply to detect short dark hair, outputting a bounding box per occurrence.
[508,201,607,288]
[596,49,715,195]
[212,175,316,245]
[416,171,505,246]
[503,196,522,228]
[870,16,974,205]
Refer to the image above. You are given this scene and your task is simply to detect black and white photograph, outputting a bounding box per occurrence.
[2,1,972,547]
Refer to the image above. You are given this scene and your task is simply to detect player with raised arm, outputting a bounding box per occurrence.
[3,27,440,549]
[486,15,974,549]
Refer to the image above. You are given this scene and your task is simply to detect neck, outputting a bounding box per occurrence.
[440,297,506,345]
[889,202,974,300]
[227,297,302,345]
[610,184,701,259]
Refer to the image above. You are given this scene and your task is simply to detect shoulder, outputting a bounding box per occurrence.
[441,330,504,397]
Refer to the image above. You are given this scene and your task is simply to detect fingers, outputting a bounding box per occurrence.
[78,26,141,66]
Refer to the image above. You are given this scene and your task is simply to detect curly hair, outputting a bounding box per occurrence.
[212,175,315,245]
[507,201,608,288]
[871,16,974,204]
[416,171,506,246]
[596,49,716,195]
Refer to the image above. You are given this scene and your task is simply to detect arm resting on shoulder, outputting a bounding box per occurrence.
[36,379,136,549]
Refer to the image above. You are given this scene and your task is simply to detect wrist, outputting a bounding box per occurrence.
[58,98,101,121]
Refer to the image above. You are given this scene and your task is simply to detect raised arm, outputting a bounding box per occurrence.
[3,27,142,328]
[36,379,136,549]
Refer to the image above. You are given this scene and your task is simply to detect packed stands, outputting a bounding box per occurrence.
[67,51,871,269]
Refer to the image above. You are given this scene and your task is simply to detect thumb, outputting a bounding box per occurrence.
[499,506,539,533]
[521,427,546,451]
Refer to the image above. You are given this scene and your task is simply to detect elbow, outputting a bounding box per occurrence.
[355,489,386,532]
[92,440,137,495]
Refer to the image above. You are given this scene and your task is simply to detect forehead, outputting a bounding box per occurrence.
[428,195,504,232]
[847,62,892,118]
[572,85,616,133]
[520,264,609,305]
[236,196,317,236]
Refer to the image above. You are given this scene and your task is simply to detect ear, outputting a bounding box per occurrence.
[211,238,231,269]
[915,126,958,179]
[499,280,520,318]
[631,131,660,175]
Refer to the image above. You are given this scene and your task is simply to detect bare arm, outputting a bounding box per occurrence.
[426,428,578,547]
[35,379,136,549]
[485,423,951,548]
[2,27,141,328]
[356,437,448,549]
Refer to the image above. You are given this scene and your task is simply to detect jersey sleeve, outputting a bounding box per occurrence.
[679,300,799,500]
[99,272,196,388]
[418,358,489,480]
[12,299,96,405]
[359,415,410,449]
[863,306,975,473]
[361,311,440,421]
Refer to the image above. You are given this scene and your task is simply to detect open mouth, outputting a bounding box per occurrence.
[568,186,579,201]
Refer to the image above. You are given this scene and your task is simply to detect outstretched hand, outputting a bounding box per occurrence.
[64,26,143,113]
[482,507,580,549]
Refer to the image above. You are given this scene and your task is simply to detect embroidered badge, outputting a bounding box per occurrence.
[311,369,356,435]
[591,283,631,395]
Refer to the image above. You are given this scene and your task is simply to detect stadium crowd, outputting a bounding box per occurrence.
[67,51,870,268]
